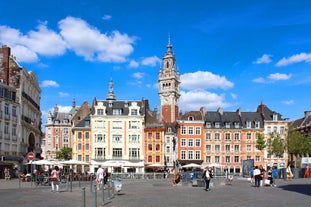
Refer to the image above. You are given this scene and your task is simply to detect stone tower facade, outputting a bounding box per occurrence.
[158,40,180,123]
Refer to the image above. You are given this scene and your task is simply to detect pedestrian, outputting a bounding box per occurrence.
[253,166,261,187]
[259,165,265,187]
[267,167,273,186]
[271,166,277,187]
[287,165,293,180]
[50,166,60,192]
[305,164,310,178]
[250,166,254,183]
[202,167,213,191]
[172,172,180,186]
[96,165,104,190]
[4,168,10,181]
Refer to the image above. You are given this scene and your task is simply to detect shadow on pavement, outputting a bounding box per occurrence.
[279,184,311,196]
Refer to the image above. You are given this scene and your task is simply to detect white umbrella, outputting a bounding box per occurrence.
[181,163,202,169]
[148,163,164,167]
[32,160,56,165]
[100,160,126,167]
[60,159,89,165]
[123,161,145,167]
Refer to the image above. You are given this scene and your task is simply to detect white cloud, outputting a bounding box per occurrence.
[282,100,294,105]
[181,71,233,90]
[0,16,136,64]
[0,24,66,62]
[12,45,38,62]
[102,15,112,20]
[179,90,230,111]
[253,54,272,64]
[276,52,311,66]
[41,80,59,87]
[253,77,265,83]
[141,56,161,67]
[268,73,291,80]
[58,92,70,97]
[59,16,136,62]
[128,60,139,68]
[132,72,144,79]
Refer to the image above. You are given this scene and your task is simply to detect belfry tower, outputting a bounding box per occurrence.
[158,38,180,123]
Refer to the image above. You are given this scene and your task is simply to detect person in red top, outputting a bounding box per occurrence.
[51,166,60,192]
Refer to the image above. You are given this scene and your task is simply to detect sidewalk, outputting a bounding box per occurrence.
[0,178,311,207]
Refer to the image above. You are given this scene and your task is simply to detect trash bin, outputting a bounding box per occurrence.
[113,178,122,192]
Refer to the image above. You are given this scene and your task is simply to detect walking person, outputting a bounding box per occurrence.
[253,166,261,187]
[202,167,213,191]
[50,166,60,192]
[271,166,277,187]
[96,165,104,190]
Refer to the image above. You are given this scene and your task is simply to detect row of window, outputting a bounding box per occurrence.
[205,155,261,163]
[205,121,261,129]
[0,102,17,117]
[205,132,253,140]
[180,126,201,135]
[0,121,17,139]
[96,108,139,116]
[94,120,141,129]
[266,126,286,135]
[94,134,140,143]
[94,147,140,159]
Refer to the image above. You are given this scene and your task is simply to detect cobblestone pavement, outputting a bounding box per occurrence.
[0,177,311,207]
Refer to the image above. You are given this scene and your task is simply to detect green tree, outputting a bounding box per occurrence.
[271,134,285,157]
[287,126,305,165]
[303,133,311,157]
[256,133,266,151]
[56,147,72,160]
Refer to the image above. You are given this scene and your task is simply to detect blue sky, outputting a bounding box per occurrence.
[1,0,311,129]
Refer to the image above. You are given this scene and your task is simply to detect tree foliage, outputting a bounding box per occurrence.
[256,133,266,151]
[56,147,72,160]
[271,134,285,157]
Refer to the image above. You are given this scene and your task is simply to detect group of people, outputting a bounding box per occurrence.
[171,167,214,191]
[95,165,108,190]
[252,165,278,187]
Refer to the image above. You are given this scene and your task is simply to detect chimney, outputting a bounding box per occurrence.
[305,111,311,118]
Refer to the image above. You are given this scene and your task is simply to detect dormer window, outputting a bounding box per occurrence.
[273,114,278,121]
[225,122,230,128]
[113,109,122,115]
[131,109,138,115]
[234,122,240,128]
[215,122,220,128]
[246,121,251,128]
[205,122,211,128]
[188,116,194,121]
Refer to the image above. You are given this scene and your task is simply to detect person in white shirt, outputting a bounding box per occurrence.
[253,166,261,187]
[96,165,104,190]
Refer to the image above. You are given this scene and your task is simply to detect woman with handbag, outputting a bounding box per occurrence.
[50,166,60,192]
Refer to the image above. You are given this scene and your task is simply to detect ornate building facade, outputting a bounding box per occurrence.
[0,45,42,176]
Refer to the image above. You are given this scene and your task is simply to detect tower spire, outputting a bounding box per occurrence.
[106,77,116,100]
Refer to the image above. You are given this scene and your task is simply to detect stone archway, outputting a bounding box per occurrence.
[28,133,35,152]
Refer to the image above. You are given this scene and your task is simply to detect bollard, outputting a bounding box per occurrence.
[70,171,73,192]
[94,184,97,207]
[18,175,21,189]
[111,180,115,198]
[66,175,69,192]
[90,175,93,193]
[107,179,111,199]
[79,175,81,187]
[82,187,86,207]
[101,182,105,205]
